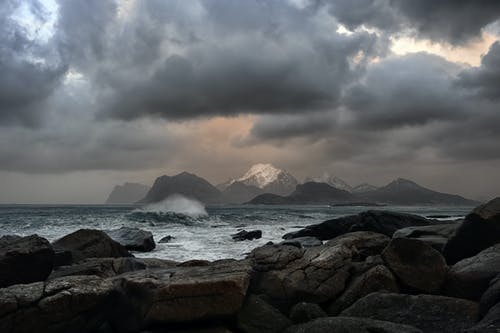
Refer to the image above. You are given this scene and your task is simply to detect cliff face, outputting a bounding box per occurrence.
[105,183,150,204]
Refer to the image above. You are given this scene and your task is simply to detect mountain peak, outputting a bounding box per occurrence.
[387,178,421,188]
[238,163,287,188]
[305,173,352,192]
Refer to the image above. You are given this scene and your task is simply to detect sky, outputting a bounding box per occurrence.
[1,0,500,203]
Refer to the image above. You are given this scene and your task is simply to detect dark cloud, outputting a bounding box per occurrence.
[458,41,500,100]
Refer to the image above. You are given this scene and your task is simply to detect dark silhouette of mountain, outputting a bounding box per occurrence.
[248,182,354,204]
[105,183,150,204]
[138,172,223,204]
[358,178,478,206]
[221,181,263,204]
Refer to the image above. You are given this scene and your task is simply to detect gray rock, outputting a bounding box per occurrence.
[0,234,54,287]
[159,235,174,243]
[49,257,148,279]
[115,260,252,325]
[283,210,433,240]
[284,317,422,333]
[236,294,292,333]
[382,238,447,293]
[232,230,262,241]
[289,302,326,324]
[105,227,155,252]
[467,302,500,333]
[341,292,479,333]
[327,265,399,315]
[480,274,500,317]
[444,197,500,264]
[280,237,322,248]
[52,229,132,263]
[393,223,459,252]
[445,244,500,300]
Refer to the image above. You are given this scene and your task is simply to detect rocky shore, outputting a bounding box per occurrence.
[0,198,499,333]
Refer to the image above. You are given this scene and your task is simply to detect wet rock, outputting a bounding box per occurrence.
[283,210,433,240]
[236,294,292,333]
[382,238,447,293]
[341,292,479,333]
[445,244,500,300]
[0,275,120,333]
[393,223,459,252]
[0,234,54,287]
[284,317,422,333]
[49,257,148,279]
[115,260,251,325]
[480,274,500,317]
[232,230,262,241]
[280,237,322,248]
[327,265,399,315]
[52,229,132,263]
[159,235,175,243]
[289,302,326,324]
[444,197,500,264]
[105,227,155,252]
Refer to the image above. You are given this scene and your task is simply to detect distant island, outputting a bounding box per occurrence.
[106,164,478,206]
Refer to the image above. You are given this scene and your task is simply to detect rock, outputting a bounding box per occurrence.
[327,231,390,259]
[284,317,422,333]
[115,260,251,325]
[0,275,121,333]
[341,292,479,333]
[49,257,148,279]
[393,223,459,252]
[280,237,322,248]
[249,232,388,304]
[382,238,447,293]
[443,197,500,264]
[480,274,500,317]
[445,244,500,300]
[159,235,175,243]
[232,230,262,241]
[0,234,54,287]
[236,294,292,333]
[283,210,433,240]
[105,227,155,252]
[327,265,399,315]
[289,302,327,324]
[52,229,132,263]
[468,302,500,332]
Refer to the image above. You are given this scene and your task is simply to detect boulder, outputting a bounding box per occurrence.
[0,275,121,333]
[382,238,447,293]
[289,302,327,324]
[284,317,422,333]
[249,232,388,304]
[115,260,251,325]
[393,223,459,252]
[49,257,148,279]
[52,229,132,263]
[232,230,262,241]
[105,227,155,252]
[445,244,500,300]
[443,197,500,264]
[341,292,479,333]
[283,210,433,240]
[236,294,292,333]
[159,235,175,243]
[327,231,390,259]
[480,274,500,317]
[280,237,322,248]
[0,234,54,287]
[467,302,500,333]
[327,265,399,315]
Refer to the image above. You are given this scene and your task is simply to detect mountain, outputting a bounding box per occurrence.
[221,181,263,204]
[220,163,298,196]
[248,182,354,205]
[105,183,150,204]
[358,178,478,206]
[352,183,378,193]
[138,172,223,204]
[305,173,353,192]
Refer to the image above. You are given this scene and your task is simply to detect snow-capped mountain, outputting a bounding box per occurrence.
[352,183,378,193]
[220,163,298,196]
[305,173,353,192]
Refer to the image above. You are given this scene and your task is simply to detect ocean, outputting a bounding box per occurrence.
[0,197,474,262]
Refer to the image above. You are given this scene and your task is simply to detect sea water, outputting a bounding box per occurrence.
[0,197,473,262]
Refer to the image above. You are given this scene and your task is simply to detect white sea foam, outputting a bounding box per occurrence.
[140,194,208,217]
